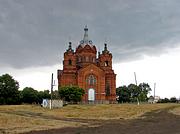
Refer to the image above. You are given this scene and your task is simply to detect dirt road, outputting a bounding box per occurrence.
[26,106,180,134]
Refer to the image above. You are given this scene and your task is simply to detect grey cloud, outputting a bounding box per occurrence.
[0,0,180,68]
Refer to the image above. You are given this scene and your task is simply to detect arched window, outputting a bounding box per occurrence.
[92,57,95,63]
[78,57,81,62]
[68,59,72,65]
[86,75,96,85]
[105,61,109,66]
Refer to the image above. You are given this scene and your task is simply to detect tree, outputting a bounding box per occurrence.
[138,83,151,102]
[0,74,20,104]
[158,98,170,103]
[58,86,85,103]
[116,82,152,103]
[158,97,178,103]
[116,86,130,103]
[128,84,140,102]
[170,97,177,103]
[52,90,60,99]
[21,87,39,104]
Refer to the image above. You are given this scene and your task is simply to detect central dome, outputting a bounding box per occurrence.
[80,25,93,45]
[76,26,97,54]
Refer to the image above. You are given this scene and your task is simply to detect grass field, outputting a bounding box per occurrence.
[0,103,179,134]
[170,105,180,115]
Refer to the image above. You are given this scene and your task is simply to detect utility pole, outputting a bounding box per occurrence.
[134,72,138,85]
[154,83,156,98]
[50,73,54,109]
[134,72,139,105]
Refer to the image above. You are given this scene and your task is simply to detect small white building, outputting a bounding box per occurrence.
[42,99,63,108]
[154,96,160,103]
[148,96,160,104]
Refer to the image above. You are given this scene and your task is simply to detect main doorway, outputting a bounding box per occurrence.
[88,88,95,101]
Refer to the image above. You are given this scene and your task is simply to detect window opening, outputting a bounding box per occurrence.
[105,61,109,66]
[86,75,96,85]
[86,56,89,62]
[68,59,72,65]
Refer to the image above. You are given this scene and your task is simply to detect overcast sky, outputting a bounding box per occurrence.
[0,0,180,98]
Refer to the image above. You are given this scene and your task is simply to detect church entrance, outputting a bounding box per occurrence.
[88,88,95,101]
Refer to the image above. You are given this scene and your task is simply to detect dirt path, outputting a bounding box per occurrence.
[25,106,180,134]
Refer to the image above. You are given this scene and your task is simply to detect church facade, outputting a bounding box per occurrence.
[57,26,116,103]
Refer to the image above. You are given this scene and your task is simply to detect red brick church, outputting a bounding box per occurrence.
[57,26,116,103]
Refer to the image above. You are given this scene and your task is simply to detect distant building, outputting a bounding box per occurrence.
[148,96,160,103]
[57,26,116,103]
[154,96,160,103]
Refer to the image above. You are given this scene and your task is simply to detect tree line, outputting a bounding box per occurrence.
[0,74,85,105]
[157,97,179,103]
[116,83,179,103]
[116,83,152,103]
[0,74,51,104]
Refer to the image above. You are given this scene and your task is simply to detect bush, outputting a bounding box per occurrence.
[58,86,85,103]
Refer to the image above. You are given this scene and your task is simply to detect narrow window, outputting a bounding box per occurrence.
[105,83,110,96]
[86,56,89,62]
[78,57,81,62]
[68,59,72,65]
[92,57,95,63]
[90,75,94,85]
[86,75,96,85]
[105,61,109,66]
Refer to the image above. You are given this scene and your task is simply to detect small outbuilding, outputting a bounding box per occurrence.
[42,99,63,108]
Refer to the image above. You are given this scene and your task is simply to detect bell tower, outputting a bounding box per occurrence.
[63,42,76,70]
[98,43,112,70]
[58,42,77,87]
[98,43,116,100]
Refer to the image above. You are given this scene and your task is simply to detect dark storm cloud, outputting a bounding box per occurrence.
[0,0,180,68]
